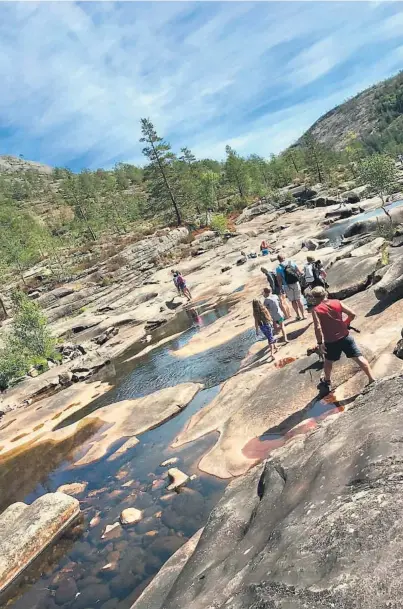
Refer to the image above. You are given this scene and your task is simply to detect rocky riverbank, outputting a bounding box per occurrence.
[1,186,403,608]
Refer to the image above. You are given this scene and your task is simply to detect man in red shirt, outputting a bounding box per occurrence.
[310,286,375,394]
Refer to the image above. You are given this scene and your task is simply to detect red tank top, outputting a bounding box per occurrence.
[314,299,348,343]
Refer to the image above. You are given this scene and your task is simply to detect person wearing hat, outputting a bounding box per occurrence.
[310,286,375,394]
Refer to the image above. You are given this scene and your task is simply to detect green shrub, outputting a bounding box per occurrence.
[210,214,228,234]
[0,291,57,390]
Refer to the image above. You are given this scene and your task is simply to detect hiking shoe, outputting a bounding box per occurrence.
[317,378,332,396]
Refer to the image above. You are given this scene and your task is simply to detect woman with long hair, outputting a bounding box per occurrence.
[252,299,278,359]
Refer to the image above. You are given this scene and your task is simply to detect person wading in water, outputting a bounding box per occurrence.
[310,286,375,395]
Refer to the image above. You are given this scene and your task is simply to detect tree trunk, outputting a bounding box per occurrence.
[289,152,298,173]
[0,296,7,319]
[151,141,182,226]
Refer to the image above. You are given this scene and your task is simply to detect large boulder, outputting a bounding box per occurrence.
[350,237,385,258]
[308,196,339,207]
[374,257,403,300]
[0,493,80,593]
[235,203,275,224]
[303,237,330,251]
[133,375,403,609]
[289,185,318,201]
[344,191,361,203]
[326,255,379,299]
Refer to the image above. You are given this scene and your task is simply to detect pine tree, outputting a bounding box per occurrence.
[302,134,330,184]
[224,146,250,199]
[140,118,182,226]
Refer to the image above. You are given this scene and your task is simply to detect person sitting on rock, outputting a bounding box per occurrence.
[310,286,375,395]
[276,254,306,321]
[252,299,278,360]
[260,240,271,256]
[263,287,288,343]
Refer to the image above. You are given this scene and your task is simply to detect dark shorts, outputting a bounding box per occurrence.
[325,334,361,362]
[260,323,276,344]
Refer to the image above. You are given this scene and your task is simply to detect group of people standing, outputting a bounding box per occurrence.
[260,253,327,325]
[254,252,375,394]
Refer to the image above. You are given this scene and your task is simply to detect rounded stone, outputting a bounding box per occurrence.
[120,508,143,526]
[55,578,78,605]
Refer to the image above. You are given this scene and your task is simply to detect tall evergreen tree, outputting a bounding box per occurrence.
[140,118,182,226]
[224,146,250,198]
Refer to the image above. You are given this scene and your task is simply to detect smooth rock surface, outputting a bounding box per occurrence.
[326,255,379,299]
[140,375,403,609]
[132,529,203,609]
[172,351,370,478]
[75,383,202,466]
[0,493,79,593]
[374,256,403,300]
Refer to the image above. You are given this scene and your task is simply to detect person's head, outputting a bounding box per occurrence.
[310,286,327,304]
[277,254,285,264]
[263,287,271,297]
[307,255,315,264]
[252,299,271,325]
[171,269,175,275]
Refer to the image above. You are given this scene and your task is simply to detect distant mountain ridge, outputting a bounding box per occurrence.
[297,71,403,152]
[0,155,53,175]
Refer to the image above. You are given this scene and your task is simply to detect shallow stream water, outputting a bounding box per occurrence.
[2,297,345,609]
[3,300,256,609]
[321,199,403,245]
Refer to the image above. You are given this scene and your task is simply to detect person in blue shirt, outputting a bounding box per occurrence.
[276,254,306,321]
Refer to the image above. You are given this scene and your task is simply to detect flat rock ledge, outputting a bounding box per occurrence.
[132,374,403,609]
[0,492,80,594]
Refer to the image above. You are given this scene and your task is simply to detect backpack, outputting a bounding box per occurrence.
[283,263,300,285]
[312,261,325,287]
[266,271,279,292]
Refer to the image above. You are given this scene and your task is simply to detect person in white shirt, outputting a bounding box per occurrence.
[304,256,327,290]
[263,287,288,343]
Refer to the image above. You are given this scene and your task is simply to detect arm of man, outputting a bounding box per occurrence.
[293,262,303,275]
[312,310,326,354]
[340,302,356,326]
[276,269,283,289]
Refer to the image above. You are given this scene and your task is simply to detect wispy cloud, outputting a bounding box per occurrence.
[0,1,403,170]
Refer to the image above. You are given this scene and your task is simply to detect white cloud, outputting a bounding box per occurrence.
[0,1,402,169]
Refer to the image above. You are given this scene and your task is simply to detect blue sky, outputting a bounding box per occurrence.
[1,1,403,171]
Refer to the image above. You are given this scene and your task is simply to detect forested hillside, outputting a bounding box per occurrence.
[0,121,337,288]
[1,97,402,293]
[299,71,403,155]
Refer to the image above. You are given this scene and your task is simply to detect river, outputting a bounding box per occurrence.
[2,295,345,609]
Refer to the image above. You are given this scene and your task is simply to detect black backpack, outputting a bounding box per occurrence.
[283,263,300,285]
[266,271,279,292]
[313,261,325,287]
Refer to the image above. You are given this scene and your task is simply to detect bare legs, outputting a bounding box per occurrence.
[279,293,292,319]
[323,356,375,384]
[290,298,305,320]
[268,340,278,358]
[353,355,376,382]
[278,320,288,343]
[183,287,192,301]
